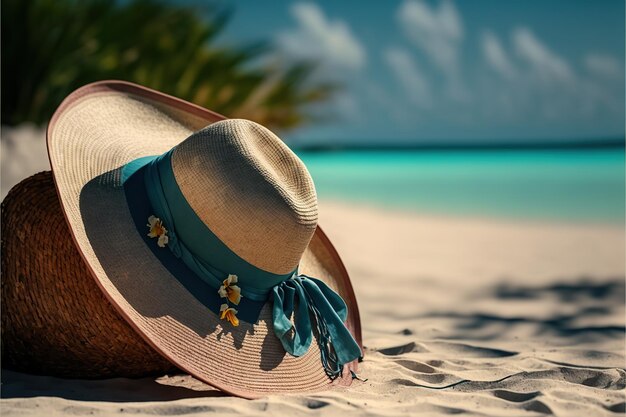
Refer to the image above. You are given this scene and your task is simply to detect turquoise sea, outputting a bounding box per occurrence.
[297,148,625,224]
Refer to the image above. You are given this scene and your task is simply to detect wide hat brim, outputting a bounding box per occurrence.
[46,80,362,398]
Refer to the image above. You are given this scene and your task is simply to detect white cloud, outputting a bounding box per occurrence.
[275,2,366,70]
[482,30,516,79]
[513,27,574,83]
[397,0,463,76]
[476,27,624,124]
[396,0,469,103]
[384,47,432,109]
[585,54,622,79]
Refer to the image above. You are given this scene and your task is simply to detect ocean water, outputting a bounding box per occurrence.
[297,148,625,224]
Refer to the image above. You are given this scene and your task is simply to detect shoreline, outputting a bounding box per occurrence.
[319,199,626,230]
[294,137,626,152]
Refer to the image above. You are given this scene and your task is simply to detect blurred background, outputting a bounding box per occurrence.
[1,0,624,223]
[2,3,625,411]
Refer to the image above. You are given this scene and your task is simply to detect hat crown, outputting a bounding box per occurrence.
[171,119,318,275]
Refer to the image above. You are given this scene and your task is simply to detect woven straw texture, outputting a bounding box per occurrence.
[173,120,318,274]
[44,81,361,398]
[1,171,177,377]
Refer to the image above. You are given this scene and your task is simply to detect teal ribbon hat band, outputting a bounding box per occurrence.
[122,150,362,379]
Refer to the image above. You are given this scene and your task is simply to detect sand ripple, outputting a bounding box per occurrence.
[2,202,625,416]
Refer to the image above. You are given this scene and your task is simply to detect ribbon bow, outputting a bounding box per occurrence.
[271,275,362,379]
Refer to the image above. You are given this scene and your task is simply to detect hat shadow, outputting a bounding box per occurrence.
[259,328,286,371]
[79,169,255,349]
[0,369,228,402]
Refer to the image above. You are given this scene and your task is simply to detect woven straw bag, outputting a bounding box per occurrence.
[1,171,176,377]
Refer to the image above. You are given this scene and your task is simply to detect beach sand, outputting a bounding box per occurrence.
[2,200,624,416]
[2,126,625,415]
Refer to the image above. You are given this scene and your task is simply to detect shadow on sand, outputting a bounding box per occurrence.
[0,370,227,402]
[424,278,625,342]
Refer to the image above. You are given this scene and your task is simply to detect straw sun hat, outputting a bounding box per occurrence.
[35,80,363,398]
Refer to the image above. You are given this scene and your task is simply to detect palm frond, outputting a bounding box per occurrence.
[1,0,339,132]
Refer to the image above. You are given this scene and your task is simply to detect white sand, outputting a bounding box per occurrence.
[1,126,624,416]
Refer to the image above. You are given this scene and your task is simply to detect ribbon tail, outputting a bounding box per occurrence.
[271,283,313,357]
[304,276,349,322]
[301,278,362,376]
[271,276,362,380]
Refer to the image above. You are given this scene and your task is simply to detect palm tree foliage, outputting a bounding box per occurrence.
[2,0,337,130]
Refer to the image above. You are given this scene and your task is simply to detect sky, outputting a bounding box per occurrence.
[215,0,624,146]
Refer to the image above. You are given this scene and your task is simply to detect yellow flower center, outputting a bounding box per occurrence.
[225,287,238,304]
[151,222,165,236]
[220,308,239,326]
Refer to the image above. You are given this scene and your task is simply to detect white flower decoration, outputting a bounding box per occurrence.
[218,274,241,305]
[220,303,239,326]
[147,215,169,248]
